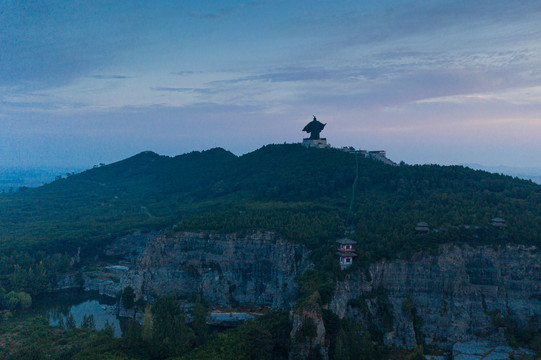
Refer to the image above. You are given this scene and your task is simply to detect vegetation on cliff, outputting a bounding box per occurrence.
[1,143,541,306]
[1,144,541,358]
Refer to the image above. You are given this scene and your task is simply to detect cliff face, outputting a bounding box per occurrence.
[290,300,329,360]
[63,232,540,352]
[330,244,541,349]
[120,231,312,310]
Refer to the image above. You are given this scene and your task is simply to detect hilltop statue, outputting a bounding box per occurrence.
[301,116,330,148]
[303,116,326,140]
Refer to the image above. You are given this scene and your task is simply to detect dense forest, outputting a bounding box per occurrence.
[2,144,540,253]
[1,144,541,359]
[2,143,541,299]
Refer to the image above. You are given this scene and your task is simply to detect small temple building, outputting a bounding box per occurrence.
[302,116,330,148]
[491,217,507,229]
[300,116,397,166]
[336,238,357,269]
[415,222,429,234]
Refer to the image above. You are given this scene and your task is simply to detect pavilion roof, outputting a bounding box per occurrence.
[336,238,357,244]
[336,252,358,257]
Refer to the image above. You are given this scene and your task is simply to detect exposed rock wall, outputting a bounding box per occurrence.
[290,301,328,360]
[121,231,312,310]
[55,232,540,352]
[330,244,541,349]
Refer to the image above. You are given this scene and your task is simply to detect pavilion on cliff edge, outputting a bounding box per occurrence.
[336,238,357,269]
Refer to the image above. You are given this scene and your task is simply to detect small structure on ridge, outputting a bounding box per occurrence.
[491,217,507,229]
[302,116,330,148]
[415,222,429,234]
[336,238,357,269]
[339,147,397,166]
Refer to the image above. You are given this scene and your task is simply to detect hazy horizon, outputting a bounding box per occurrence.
[2,1,541,168]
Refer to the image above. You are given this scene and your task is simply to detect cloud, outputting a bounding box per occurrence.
[189,1,266,20]
[0,2,159,89]
[416,86,541,106]
[152,87,212,94]
[209,67,357,84]
[87,75,132,80]
[170,71,204,76]
[2,0,541,169]
[330,0,541,46]
[0,100,62,112]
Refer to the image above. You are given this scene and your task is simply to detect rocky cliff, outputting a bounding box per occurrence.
[62,232,540,354]
[290,294,329,360]
[330,244,541,350]
[118,231,312,310]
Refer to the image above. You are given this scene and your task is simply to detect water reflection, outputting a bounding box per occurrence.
[34,290,122,337]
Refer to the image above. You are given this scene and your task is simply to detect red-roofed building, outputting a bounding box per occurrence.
[336,238,357,269]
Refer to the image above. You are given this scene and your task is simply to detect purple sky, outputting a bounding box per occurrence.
[1,0,541,168]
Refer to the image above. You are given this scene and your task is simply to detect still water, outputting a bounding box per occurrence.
[33,289,123,337]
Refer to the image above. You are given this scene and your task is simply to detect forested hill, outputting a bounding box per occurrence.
[1,144,540,258]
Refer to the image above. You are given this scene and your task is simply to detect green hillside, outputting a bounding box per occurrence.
[1,143,540,258]
[1,143,541,355]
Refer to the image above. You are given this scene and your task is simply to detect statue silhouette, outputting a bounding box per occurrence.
[302,116,326,140]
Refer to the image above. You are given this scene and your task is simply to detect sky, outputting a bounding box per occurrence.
[1,0,541,168]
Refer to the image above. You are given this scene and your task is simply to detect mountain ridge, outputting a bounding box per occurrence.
[1,143,540,257]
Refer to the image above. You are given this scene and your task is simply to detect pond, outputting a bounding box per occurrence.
[33,289,123,337]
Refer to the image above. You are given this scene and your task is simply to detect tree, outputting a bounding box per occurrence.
[120,318,142,349]
[359,331,375,360]
[3,291,31,310]
[121,286,136,310]
[18,291,32,309]
[66,313,76,329]
[142,305,154,344]
[4,291,20,310]
[102,321,115,337]
[8,265,27,292]
[245,323,273,359]
[75,270,84,288]
[408,345,425,360]
[334,329,350,360]
[152,295,195,357]
[81,314,96,329]
[191,293,209,346]
[2,311,13,322]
